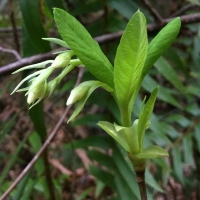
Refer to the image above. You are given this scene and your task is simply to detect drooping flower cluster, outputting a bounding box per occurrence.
[11,38,82,108]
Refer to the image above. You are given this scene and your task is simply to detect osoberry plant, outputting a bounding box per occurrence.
[11,8,181,199]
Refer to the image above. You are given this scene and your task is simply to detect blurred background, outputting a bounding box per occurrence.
[0,0,200,199]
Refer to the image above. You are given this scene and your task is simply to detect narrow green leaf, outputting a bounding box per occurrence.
[171,145,184,184]
[77,188,93,200]
[65,135,114,151]
[21,22,40,57]
[42,38,70,48]
[138,87,158,151]
[108,0,138,20]
[20,179,37,200]
[29,132,45,175]
[142,75,181,108]
[90,165,116,189]
[18,0,51,53]
[53,8,114,88]
[145,170,164,193]
[94,180,105,199]
[0,114,17,145]
[194,124,200,153]
[114,10,148,126]
[183,134,194,165]
[29,102,47,139]
[0,135,28,185]
[87,150,115,169]
[165,114,190,128]
[13,170,32,200]
[114,173,138,200]
[137,145,169,159]
[142,17,181,77]
[112,143,140,199]
[154,57,185,93]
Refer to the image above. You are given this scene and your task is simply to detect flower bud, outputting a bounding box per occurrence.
[51,51,74,68]
[67,84,90,105]
[27,81,47,105]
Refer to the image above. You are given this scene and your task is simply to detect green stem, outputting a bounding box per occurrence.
[121,107,131,127]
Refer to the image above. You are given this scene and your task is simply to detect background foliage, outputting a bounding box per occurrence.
[0,0,200,199]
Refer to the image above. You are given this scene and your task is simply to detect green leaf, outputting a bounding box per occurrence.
[94,180,105,199]
[108,0,138,20]
[145,170,164,193]
[183,134,194,165]
[77,188,93,200]
[13,170,32,200]
[20,179,37,200]
[0,114,17,145]
[114,10,148,126]
[142,75,181,108]
[90,165,116,189]
[137,145,169,159]
[142,17,181,77]
[18,0,51,54]
[0,135,28,185]
[154,57,185,94]
[171,145,184,184]
[138,87,158,151]
[112,143,140,199]
[65,135,114,151]
[165,114,191,128]
[194,124,200,153]
[29,102,47,139]
[97,121,129,152]
[116,121,139,154]
[87,150,115,169]
[53,8,114,88]
[42,38,70,48]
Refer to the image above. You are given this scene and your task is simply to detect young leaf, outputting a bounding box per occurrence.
[114,10,148,126]
[142,17,181,78]
[115,120,139,154]
[137,145,169,159]
[53,8,114,88]
[137,87,158,151]
[97,121,130,152]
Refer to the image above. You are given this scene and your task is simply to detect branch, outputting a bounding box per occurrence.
[141,0,163,22]
[0,46,21,61]
[0,67,85,200]
[170,3,197,17]
[8,0,20,52]
[0,51,55,76]
[1,13,200,77]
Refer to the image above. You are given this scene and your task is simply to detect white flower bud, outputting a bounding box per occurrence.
[67,84,89,105]
[27,81,47,105]
[51,51,74,68]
